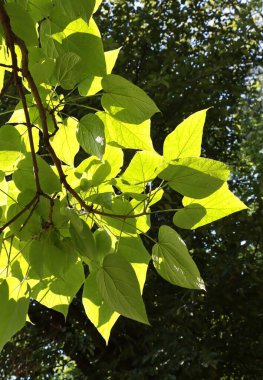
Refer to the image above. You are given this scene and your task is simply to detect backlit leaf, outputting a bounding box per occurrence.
[152,225,205,289]
[173,183,248,229]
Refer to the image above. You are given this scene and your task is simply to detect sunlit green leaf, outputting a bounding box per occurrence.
[98,112,154,150]
[173,183,248,229]
[83,272,119,344]
[163,109,208,160]
[51,117,79,166]
[0,277,29,351]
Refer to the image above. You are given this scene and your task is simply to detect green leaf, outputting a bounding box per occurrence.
[83,273,119,344]
[100,197,137,235]
[94,229,112,264]
[0,66,4,94]
[0,125,23,172]
[0,238,29,281]
[0,171,8,206]
[31,260,85,318]
[98,112,154,151]
[53,52,80,89]
[15,124,39,154]
[152,225,205,290]
[105,48,121,74]
[29,234,77,279]
[0,277,29,351]
[27,0,54,22]
[52,18,106,79]
[78,76,102,97]
[117,236,151,292]
[101,74,160,124]
[69,219,96,261]
[77,114,105,159]
[173,183,248,229]
[120,151,164,193]
[5,3,38,46]
[51,117,79,166]
[159,157,229,198]
[13,154,61,194]
[50,0,99,26]
[96,254,149,324]
[163,109,208,160]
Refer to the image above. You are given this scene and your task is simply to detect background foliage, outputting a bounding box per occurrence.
[0,0,262,379]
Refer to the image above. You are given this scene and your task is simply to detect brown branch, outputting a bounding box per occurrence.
[19,197,39,231]
[0,195,38,234]
[0,62,21,71]
[0,4,42,195]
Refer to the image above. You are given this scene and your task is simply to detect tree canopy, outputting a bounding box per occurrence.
[0,0,262,379]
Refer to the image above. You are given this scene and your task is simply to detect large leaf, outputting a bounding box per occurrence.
[101,74,160,124]
[163,109,208,160]
[0,277,29,351]
[152,225,205,289]
[51,117,79,166]
[77,114,105,159]
[31,260,85,318]
[173,183,248,229]
[52,18,106,79]
[159,157,229,198]
[98,112,153,151]
[5,3,38,46]
[117,236,151,292]
[96,254,149,324]
[83,273,119,344]
[13,154,61,194]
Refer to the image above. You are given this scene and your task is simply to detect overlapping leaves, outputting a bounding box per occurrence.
[0,1,247,350]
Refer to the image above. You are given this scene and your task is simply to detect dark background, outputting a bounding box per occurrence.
[0,1,262,379]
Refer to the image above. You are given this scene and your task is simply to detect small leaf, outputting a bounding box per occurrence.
[101,74,160,124]
[97,254,149,324]
[152,225,205,290]
[77,114,105,159]
[163,109,208,160]
[69,219,96,261]
[173,183,248,229]
[159,157,229,198]
[51,117,79,166]
[94,229,112,264]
